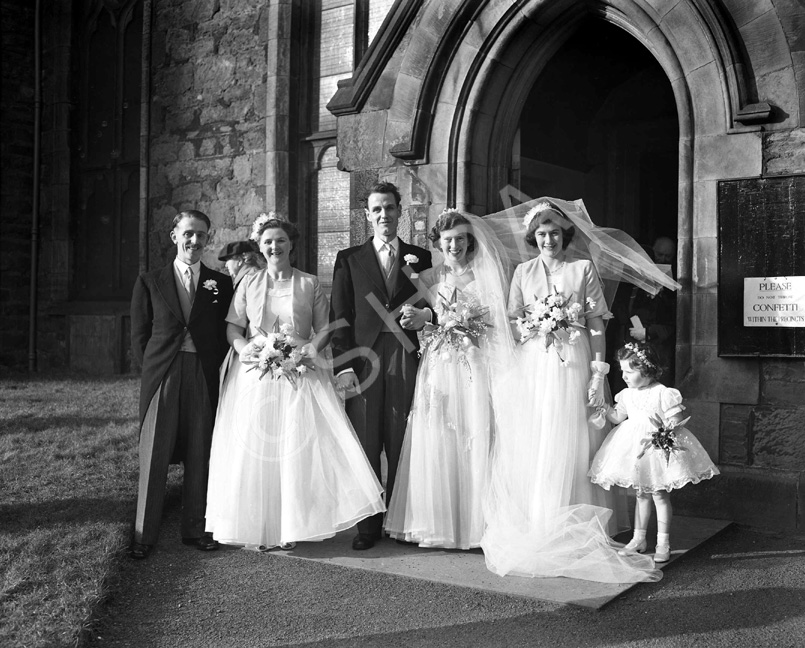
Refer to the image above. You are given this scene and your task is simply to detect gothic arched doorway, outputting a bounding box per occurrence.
[513,18,679,387]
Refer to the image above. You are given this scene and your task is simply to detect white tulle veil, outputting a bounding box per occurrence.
[483,196,680,308]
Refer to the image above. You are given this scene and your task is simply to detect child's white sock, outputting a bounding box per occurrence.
[632,529,647,541]
[656,532,670,547]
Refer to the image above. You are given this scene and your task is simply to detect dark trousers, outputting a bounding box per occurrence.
[345,332,419,536]
[134,352,213,545]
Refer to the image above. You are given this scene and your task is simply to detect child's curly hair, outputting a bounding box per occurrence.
[616,341,664,381]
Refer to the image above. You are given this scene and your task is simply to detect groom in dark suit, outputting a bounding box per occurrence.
[330,182,432,550]
[129,210,233,559]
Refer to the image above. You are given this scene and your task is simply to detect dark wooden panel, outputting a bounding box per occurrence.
[718,175,805,357]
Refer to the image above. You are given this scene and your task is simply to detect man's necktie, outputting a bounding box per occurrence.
[184,267,196,303]
[385,243,396,278]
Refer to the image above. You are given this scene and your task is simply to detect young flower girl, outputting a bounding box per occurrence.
[588,342,719,562]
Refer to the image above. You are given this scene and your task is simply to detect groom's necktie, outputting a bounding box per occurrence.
[184,267,196,303]
[384,243,396,278]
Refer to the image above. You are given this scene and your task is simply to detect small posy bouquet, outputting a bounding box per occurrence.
[637,414,691,464]
[420,286,491,377]
[240,322,316,389]
[514,288,595,363]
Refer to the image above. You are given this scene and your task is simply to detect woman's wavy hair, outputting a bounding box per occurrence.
[252,215,300,252]
[428,210,476,254]
[524,207,576,250]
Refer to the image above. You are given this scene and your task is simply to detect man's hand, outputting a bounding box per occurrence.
[629,326,647,342]
[400,305,431,331]
[336,371,360,394]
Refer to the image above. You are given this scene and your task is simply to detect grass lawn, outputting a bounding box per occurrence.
[0,372,141,647]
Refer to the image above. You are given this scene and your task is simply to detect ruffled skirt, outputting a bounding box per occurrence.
[205,355,385,548]
[589,420,720,493]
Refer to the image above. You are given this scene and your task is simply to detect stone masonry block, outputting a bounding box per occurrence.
[755,66,799,130]
[692,292,717,345]
[684,398,720,461]
[663,2,716,74]
[723,0,773,28]
[764,128,805,176]
[752,406,805,470]
[672,464,800,532]
[739,9,792,77]
[693,180,718,239]
[761,360,805,407]
[678,344,760,404]
[687,62,728,137]
[693,236,717,292]
[694,133,762,180]
[720,403,753,465]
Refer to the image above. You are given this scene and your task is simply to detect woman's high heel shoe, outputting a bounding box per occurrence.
[618,537,647,556]
[654,544,671,563]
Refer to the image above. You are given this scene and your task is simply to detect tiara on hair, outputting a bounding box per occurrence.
[250,212,282,241]
[523,202,552,229]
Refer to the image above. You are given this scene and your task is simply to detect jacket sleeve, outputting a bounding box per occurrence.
[329,250,356,374]
[130,274,153,370]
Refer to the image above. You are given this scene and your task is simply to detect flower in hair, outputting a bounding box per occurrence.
[523,202,553,229]
[624,342,657,370]
[250,212,280,242]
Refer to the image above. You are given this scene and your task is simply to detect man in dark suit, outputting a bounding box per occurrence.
[330,182,433,550]
[129,210,234,559]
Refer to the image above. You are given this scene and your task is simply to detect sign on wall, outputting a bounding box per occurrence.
[718,175,805,357]
[743,276,805,327]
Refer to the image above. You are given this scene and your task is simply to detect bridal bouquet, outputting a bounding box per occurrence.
[240,323,316,389]
[514,288,595,363]
[419,287,491,377]
[637,415,691,464]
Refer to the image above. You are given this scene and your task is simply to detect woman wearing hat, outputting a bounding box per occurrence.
[219,240,264,289]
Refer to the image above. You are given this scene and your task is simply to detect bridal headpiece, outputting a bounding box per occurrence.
[523,202,553,229]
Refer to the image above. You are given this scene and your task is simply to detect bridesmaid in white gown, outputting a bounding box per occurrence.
[205,214,385,550]
[482,198,674,583]
[385,210,513,549]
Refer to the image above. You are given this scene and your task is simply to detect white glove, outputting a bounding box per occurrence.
[629,327,647,342]
[300,343,318,359]
[587,361,610,407]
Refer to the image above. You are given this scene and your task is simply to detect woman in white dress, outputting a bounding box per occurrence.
[385,210,513,549]
[205,214,385,550]
[482,198,677,583]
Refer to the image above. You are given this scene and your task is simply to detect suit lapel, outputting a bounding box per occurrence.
[155,263,185,323]
[354,240,388,296]
[189,264,216,323]
[391,241,416,301]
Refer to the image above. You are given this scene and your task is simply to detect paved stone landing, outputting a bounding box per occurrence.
[271,516,732,609]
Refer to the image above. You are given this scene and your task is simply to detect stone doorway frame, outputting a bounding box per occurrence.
[380,0,765,392]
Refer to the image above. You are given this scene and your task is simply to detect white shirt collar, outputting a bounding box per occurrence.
[372,236,399,253]
[173,257,201,276]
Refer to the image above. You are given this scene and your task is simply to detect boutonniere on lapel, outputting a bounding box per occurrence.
[203,279,219,302]
[403,254,420,279]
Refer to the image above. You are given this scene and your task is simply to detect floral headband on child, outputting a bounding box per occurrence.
[623,342,659,371]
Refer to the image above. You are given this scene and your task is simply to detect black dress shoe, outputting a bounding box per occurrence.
[182,535,219,551]
[130,543,152,560]
[352,533,379,550]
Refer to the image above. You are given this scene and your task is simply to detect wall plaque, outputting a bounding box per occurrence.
[718,175,805,357]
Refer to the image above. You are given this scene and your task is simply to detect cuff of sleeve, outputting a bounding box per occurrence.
[336,368,355,377]
[590,361,610,375]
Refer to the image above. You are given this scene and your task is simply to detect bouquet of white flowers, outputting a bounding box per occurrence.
[419,286,491,378]
[240,323,316,389]
[514,288,596,363]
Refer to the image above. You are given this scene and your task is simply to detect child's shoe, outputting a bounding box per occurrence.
[617,537,647,555]
[654,543,671,563]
